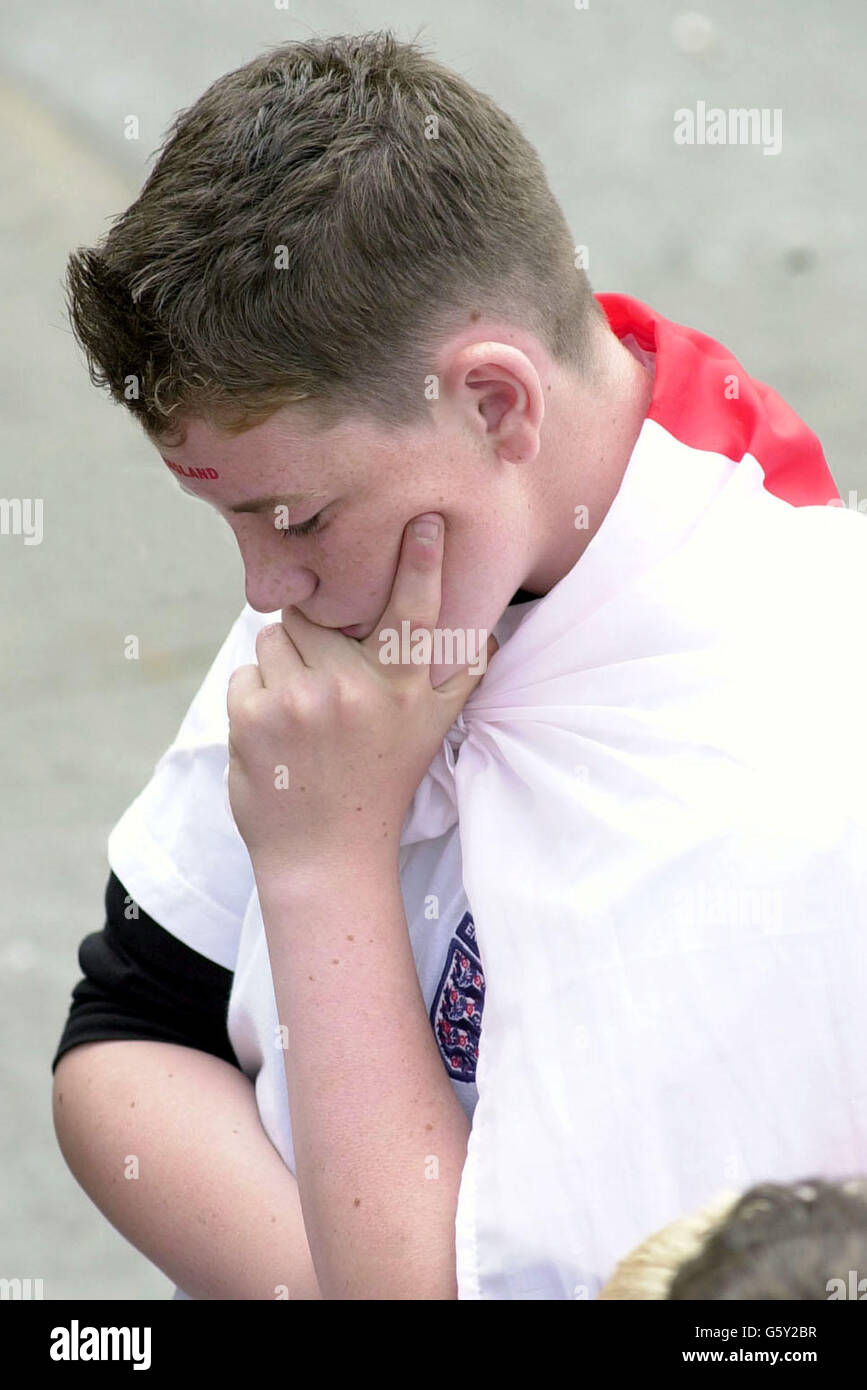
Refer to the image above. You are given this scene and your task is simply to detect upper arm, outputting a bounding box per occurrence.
[52,870,242,1075]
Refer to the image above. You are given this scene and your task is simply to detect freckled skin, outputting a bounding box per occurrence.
[153,317,652,687]
[159,412,523,686]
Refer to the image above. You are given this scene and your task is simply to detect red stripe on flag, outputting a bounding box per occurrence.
[596,293,839,507]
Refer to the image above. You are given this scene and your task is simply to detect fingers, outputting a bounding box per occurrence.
[433,632,500,705]
[251,618,311,688]
[275,608,340,668]
[227,662,264,699]
[363,514,444,667]
[226,661,265,741]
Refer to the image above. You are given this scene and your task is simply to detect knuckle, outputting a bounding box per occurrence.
[333,676,364,711]
[404,612,435,635]
[279,682,313,720]
[237,692,262,721]
[276,685,298,714]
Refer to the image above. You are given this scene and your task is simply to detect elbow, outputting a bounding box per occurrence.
[51,1044,98,1168]
[51,1054,78,1164]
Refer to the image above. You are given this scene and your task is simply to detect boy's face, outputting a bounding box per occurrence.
[156,403,535,684]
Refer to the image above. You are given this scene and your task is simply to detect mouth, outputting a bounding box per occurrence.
[287,609,374,640]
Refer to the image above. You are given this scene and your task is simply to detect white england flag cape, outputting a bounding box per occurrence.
[110,295,867,1302]
[399,296,867,1298]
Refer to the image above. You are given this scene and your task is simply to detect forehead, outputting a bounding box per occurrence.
[156,409,311,471]
[156,408,397,506]
[156,410,329,507]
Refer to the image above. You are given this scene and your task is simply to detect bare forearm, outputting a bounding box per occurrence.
[259,858,470,1300]
[52,1039,322,1300]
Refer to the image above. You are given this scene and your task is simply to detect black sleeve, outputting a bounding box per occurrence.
[51,870,242,1074]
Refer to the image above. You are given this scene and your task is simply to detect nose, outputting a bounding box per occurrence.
[245,571,318,614]
[229,524,319,614]
[243,556,318,615]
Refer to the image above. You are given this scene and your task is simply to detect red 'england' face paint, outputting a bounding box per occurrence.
[161,457,220,480]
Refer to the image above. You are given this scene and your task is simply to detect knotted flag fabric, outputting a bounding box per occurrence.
[399,297,867,1298]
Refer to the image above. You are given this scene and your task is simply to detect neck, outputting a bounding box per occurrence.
[520,332,654,595]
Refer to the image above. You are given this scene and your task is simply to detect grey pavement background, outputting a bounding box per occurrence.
[2,0,865,1299]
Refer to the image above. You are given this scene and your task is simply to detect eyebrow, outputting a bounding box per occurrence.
[179,486,325,514]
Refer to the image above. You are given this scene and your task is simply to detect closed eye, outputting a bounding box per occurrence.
[279,510,325,538]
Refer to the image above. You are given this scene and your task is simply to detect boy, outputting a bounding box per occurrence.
[52,33,867,1300]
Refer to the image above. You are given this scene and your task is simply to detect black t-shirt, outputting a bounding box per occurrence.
[51,868,241,1074]
[51,586,541,1075]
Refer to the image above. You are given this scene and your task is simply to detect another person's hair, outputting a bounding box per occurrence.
[597,1177,867,1300]
[597,1189,740,1301]
[64,29,605,448]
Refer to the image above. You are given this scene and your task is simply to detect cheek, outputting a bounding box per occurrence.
[439,517,517,625]
[324,523,398,597]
